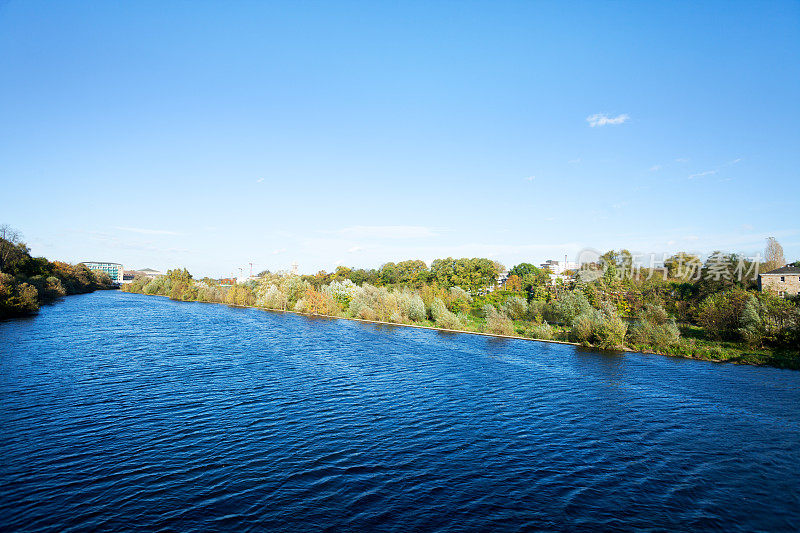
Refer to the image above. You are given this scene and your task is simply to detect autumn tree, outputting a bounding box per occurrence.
[0,224,28,273]
[763,237,786,273]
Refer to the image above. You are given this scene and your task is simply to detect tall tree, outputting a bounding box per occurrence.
[0,224,28,273]
[764,237,786,272]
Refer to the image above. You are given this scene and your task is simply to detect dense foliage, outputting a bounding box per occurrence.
[0,225,113,318]
[123,249,800,369]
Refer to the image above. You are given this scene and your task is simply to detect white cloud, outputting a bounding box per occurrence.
[334,225,440,239]
[347,246,363,253]
[685,235,700,241]
[256,178,264,183]
[272,248,286,255]
[688,170,717,179]
[675,158,689,163]
[525,175,535,182]
[113,226,181,236]
[586,113,630,127]
[649,165,661,172]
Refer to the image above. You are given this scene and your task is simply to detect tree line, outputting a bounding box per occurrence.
[0,225,114,318]
[123,241,800,369]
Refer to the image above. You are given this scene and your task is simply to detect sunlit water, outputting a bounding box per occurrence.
[1,291,799,531]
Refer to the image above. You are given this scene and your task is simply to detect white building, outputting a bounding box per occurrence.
[539,260,578,275]
[82,261,124,284]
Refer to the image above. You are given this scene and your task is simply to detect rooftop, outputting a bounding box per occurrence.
[762,265,800,275]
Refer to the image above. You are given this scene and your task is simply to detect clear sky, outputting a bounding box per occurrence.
[1,1,798,277]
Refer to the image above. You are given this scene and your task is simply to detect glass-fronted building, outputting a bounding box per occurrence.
[82,262,124,284]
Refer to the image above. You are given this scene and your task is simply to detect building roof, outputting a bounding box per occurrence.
[138,268,160,273]
[82,261,123,266]
[762,265,800,275]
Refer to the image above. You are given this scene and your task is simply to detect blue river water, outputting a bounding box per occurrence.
[1,290,799,531]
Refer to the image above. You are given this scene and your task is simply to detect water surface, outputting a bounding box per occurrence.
[1,291,799,531]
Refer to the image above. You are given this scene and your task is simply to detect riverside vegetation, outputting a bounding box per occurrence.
[123,246,800,369]
[0,225,113,319]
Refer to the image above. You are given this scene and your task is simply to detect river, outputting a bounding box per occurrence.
[1,290,798,531]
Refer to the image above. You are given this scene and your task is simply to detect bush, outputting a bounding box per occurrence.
[323,279,360,307]
[225,284,255,306]
[697,287,750,340]
[527,322,554,340]
[484,307,514,336]
[0,274,40,317]
[408,293,426,322]
[571,306,627,349]
[502,296,527,320]
[448,286,472,313]
[45,276,66,299]
[349,285,400,322]
[528,299,547,322]
[396,289,426,322]
[738,293,799,347]
[257,284,288,310]
[550,291,593,324]
[627,303,680,351]
[431,297,462,329]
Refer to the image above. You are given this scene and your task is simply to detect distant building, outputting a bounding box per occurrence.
[540,260,578,275]
[137,268,163,279]
[496,270,509,288]
[121,268,163,284]
[759,266,800,298]
[82,261,124,284]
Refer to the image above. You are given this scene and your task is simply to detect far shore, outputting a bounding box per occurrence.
[122,291,746,366]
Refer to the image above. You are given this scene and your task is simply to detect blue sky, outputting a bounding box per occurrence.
[1,1,798,277]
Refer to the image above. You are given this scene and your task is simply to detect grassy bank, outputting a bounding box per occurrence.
[127,289,800,370]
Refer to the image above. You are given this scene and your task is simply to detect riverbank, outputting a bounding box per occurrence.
[126,291,798,369]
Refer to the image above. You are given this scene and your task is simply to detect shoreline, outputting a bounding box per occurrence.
[122,291,749,366]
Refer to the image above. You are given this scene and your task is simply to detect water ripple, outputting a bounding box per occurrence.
[1,291,799,532]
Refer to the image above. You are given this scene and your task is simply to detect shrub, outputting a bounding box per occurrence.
[697,288,751,340]
[0,275,40,317]
[225,284,255,306]
[323,279,360,307]
[484,307,514,336]
[571,311,596,343]
[550,290,593,324]
[45,276,66,299]
[395,289,426,322]
[528,299,547,322]
[431,297,462,329]
[571,306,627,349]
[302,287,340,315]
[257,284,288,310]
[627,303,680,351]
[349,285,400,322]
[502,296,527,320]
[448,286,472,313]
[408,293,426,322]
[280,276,311,307]
[528,322,554,340]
